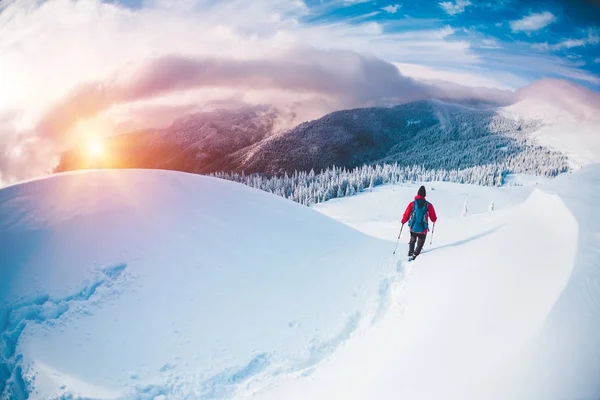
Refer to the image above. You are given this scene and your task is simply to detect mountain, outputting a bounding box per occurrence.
[54,99,567,178]
[230,99,549,174]
[54,79,600,179]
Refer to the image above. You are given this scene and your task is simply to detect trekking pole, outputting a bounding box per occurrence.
[429,222,436,248]
[392,223,404,255]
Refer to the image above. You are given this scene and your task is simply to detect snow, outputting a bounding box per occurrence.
[301,181,579,400]
[0,169,396,399]
[312,181,532,241]
[3,165,600,399]
[305,171,597,400]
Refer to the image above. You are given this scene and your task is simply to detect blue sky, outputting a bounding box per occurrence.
[296,0,600,87]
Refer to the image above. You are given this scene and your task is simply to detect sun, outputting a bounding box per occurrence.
[86,138,105,159]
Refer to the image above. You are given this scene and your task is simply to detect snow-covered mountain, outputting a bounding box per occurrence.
[232,99,563,175]
[500,79,600,168]
[2,165,600,399]
[54,99,569,179]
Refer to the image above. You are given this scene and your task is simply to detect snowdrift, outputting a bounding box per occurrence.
[471,165,600,399]
[0,169,395,399]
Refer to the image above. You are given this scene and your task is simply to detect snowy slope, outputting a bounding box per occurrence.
[250,170,596,400]
[3,165,600,400]
[0,169,396,399]
[470,165,600,399]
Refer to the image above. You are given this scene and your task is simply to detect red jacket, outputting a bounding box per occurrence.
[401,195,437,233]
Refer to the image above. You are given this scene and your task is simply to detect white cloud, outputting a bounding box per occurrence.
[394,62,518,90]
[533,28,600,51]
[480,38,502,49]
[595,57,600,63]
[439,0,472,16]
[485,52,600,85]
[553,38,587,49]
[510,11,557,33]
[382,4,401,14]
[532,42,550,51]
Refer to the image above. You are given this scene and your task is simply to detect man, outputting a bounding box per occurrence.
[401,185,437,260]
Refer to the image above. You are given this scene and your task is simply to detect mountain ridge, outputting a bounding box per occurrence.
[54,94,573,179]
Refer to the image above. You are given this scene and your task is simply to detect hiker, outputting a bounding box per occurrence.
[401,185,437,260]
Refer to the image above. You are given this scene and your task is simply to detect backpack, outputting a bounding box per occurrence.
[409,200,429,233]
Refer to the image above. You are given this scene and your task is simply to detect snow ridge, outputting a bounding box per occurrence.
[0,263,129,399]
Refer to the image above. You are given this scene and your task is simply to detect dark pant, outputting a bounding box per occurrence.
[408,232,427,257]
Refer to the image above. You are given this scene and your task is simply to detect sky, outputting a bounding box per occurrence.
[0,0,599,184]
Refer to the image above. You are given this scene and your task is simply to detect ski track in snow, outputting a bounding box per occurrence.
[0,263,129,399]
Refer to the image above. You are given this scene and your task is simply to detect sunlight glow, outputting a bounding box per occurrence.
[86,138,105,159]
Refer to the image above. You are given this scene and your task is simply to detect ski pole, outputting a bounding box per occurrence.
[429,222,435,247]
[393,224,404,255]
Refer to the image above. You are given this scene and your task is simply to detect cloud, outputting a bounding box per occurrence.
[480,38,502,49]
[595,57,600,63]
[484,52,600,85]
[535,28,600,51]
[37,50,523,145]
[0,0,477,119]
[510,11,557,33]
[553,38,588,49]
[0,112,59,186]
[515,78,600,114]
[382,4,402,14]
[439,0,472,16]
[395,62,518,91]
[34,50,449,143]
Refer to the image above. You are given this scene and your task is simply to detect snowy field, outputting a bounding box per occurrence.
[2,166,600,399]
